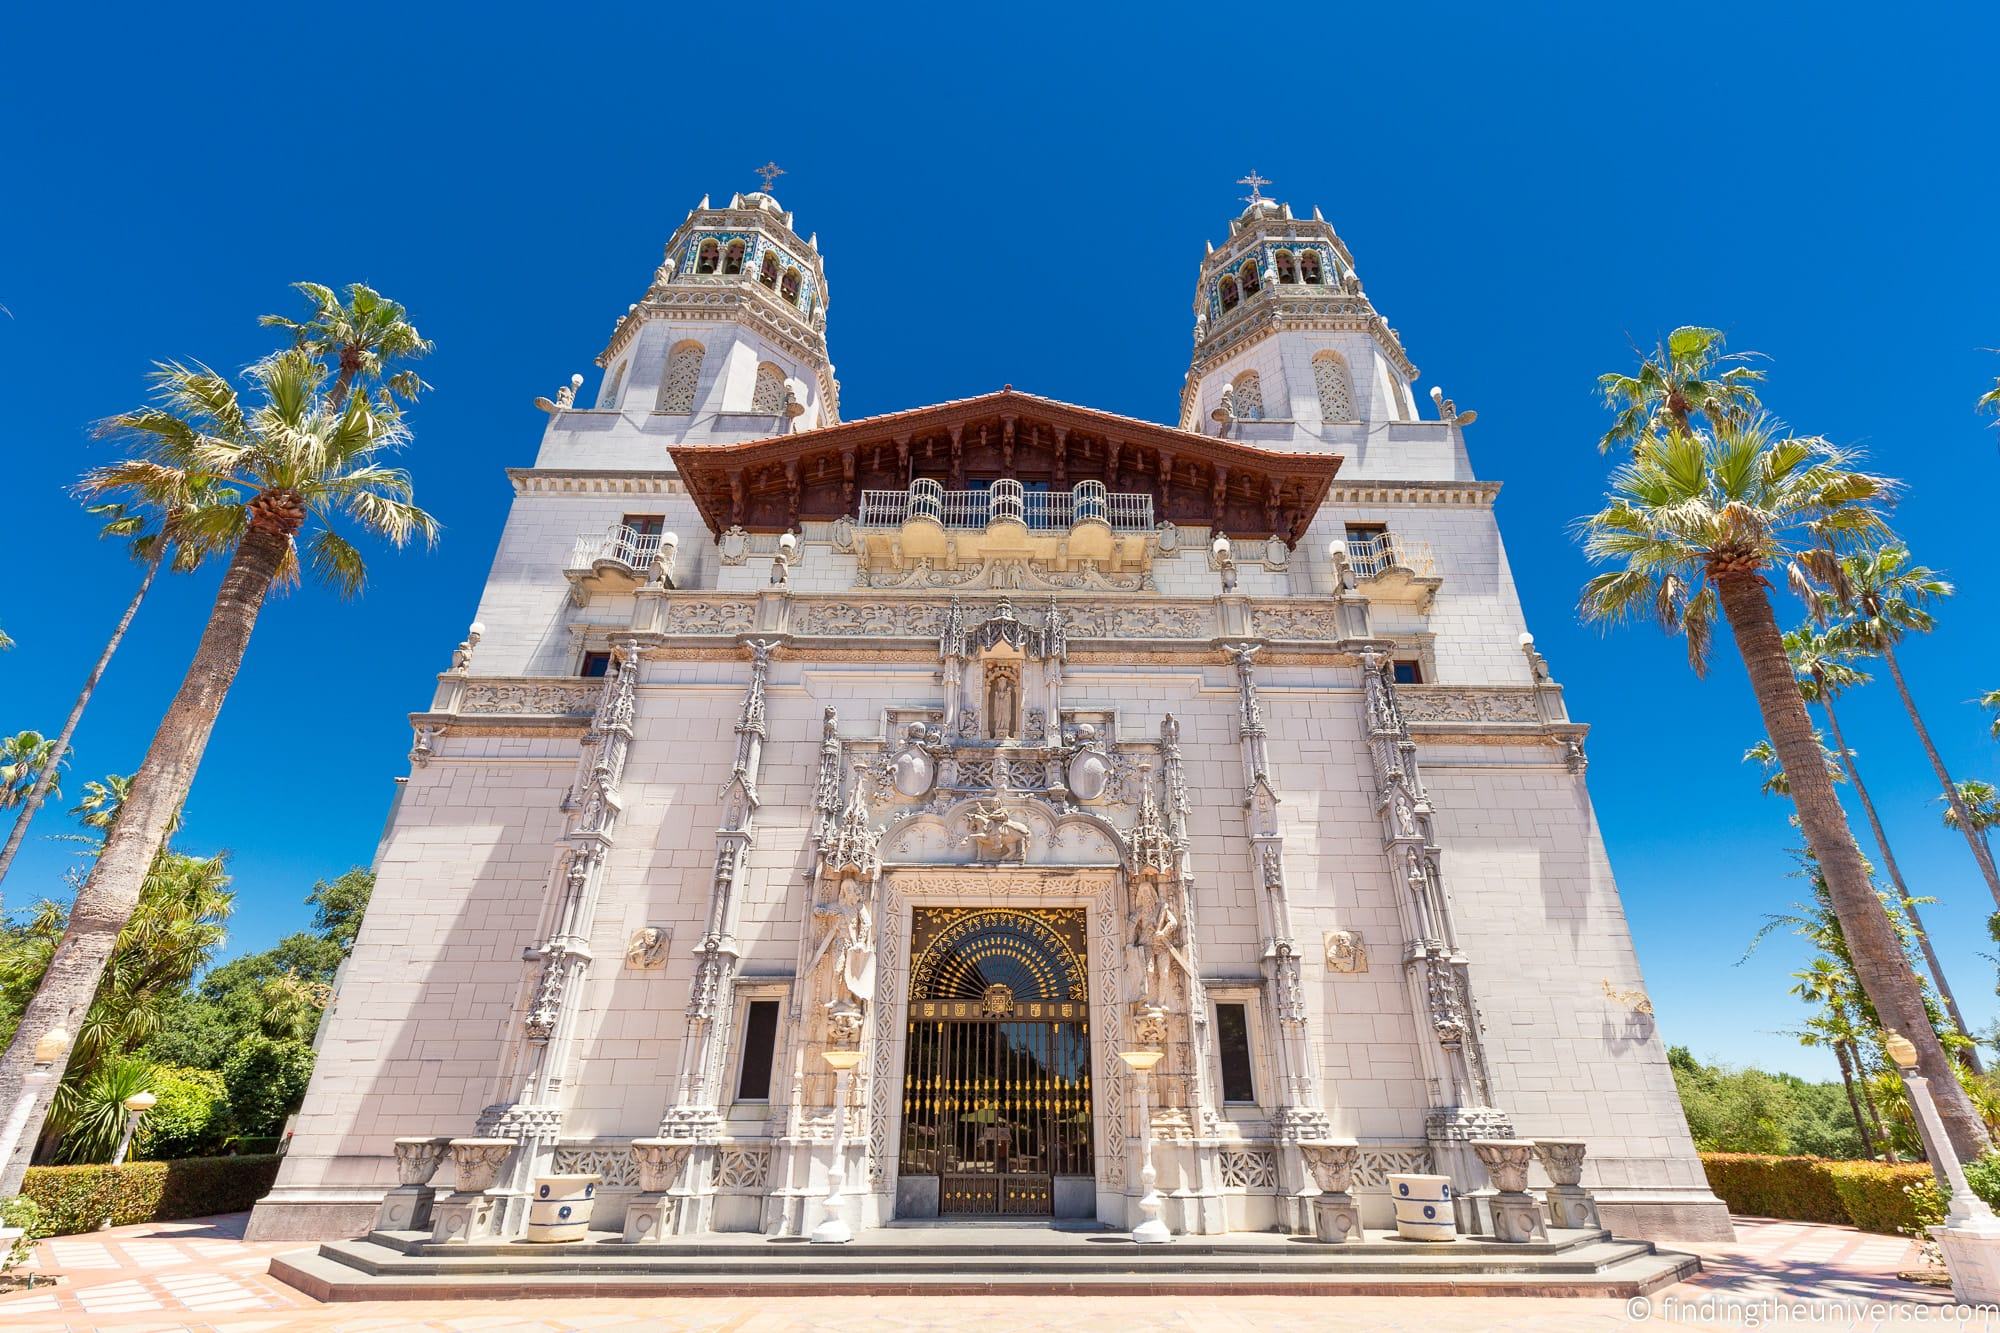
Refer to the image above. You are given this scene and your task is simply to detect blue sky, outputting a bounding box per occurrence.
[2,4,1997,1079]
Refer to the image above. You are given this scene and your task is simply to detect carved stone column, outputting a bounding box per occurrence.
[474,652,639,1236]
[1357,648,1513,1232]
[662,639,777,1231]
[1225,643,1329,1233]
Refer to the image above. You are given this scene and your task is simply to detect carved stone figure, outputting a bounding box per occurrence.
[451,625,482,673]
[1063,723,1113,802]
[811,868,876,1003]
[1131,873,1183,1006]
[891,721,940,798]
[984,664,1020,740]
[625,926,671,970]
[964,802,1030,863]
[1323,929,1368,974]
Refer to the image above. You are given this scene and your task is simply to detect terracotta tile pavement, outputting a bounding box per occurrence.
[1,1212,1995,1332]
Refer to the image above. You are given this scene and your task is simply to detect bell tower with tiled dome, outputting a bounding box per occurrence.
[1181,174,1423,447]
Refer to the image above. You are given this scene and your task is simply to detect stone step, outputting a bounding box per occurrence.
[270,1233,1700,1301]
[266,1240,1704,1288]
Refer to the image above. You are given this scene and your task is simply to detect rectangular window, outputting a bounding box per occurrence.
[1343,523,1386,544]
[1214,1002,1256,1104]
[620,513,665,536]
[735,1000,781,1101]
[1393,659,1424,685]
[580,651,612,678]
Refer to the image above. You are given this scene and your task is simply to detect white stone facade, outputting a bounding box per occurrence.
[247,192,1726,1244]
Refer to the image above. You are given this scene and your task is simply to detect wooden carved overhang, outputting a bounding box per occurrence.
[668,388,1341,547]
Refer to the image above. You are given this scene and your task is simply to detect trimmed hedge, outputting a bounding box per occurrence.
[1701,1152,1933,1234]
[18,1155,281,1236]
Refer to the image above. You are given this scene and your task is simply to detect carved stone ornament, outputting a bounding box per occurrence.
[1298,1140,1361,1194]
[448,1138,516,1193]
[1323,929,1368,974]
[984,662,1021,740]
[826,999,865,1047]
[963,802,1031,863]
[629,1138,695,1193]
[625,926,672,970]
[1131,1003,1169,1046]
[719,525,750,564]
[1470,1139,1538,1194]
[891,721,942,798]
[393,1137,451,1187]
[1063,723,1113,802]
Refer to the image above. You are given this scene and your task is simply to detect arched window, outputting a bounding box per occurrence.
[695,239,720,274]
[723,239,745,275]
[751,363,789,413]
[657,341,703,413]
[1299,250,1324,284]
[780,267,801,304]
[760,252,779,287]
[1274,250,1297,283]
[1239,259,1261,296]
[1230,370,1265,420]
[1218,275,1239,311]
[600,361,627,409]
[1313,351,1355,423]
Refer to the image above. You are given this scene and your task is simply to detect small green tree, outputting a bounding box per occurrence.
[222,1036,314,1138]
[137,1065,228,1159]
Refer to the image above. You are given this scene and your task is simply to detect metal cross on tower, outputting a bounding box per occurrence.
[1237,170,1272,204]
[755,161,786,193]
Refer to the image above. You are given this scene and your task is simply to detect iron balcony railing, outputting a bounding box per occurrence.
[567,524,669,575]
[856,479,1153,533]
[1345,531,1438,579]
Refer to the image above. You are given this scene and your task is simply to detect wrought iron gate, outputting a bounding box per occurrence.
[897,907,1093,1216]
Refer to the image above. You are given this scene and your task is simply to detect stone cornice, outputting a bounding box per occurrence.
[1322,479,1501,508]
[508,468,686,496]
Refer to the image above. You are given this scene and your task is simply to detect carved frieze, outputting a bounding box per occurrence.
[662,597,758,634]
[1396,687,1540,724]
[459,681,599,716]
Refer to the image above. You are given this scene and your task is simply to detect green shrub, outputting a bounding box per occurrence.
[1701,1153,1933,1233]
[18,1155,280,1236]
[137,1065,229,1160]
[0,1195,45,1271]
[222,1036,314,1138]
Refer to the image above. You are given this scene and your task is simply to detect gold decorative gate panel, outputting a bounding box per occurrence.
[898,908,1092,1217]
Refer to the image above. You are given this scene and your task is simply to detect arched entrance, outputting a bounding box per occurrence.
[896,907,1094,1216]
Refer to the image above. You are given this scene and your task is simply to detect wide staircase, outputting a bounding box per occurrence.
[272,1222,1700,1300]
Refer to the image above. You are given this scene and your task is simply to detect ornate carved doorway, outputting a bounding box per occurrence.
[896,907,1094,1216]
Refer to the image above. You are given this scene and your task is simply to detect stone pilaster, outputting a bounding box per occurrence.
[1225,644,1329,1233]
[1357,648,1513,1232]
[662,639,777,1229]
[473,652,639,1236]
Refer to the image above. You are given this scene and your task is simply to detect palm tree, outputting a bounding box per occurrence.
[1,733,62,810]
[260,281,432,411]
[1787,628,1981,1072]
[1792,957,1883,1159]
[1942,779,2000,850]
[1743,734,1843,799]
[1577,415,1992,1161]
[1596,325,1765,451]
[70,776,132,832]
[0,481,234,903]
[1822,546,2000,910]
[0,315,437,1195]
[1981,689,2000,741]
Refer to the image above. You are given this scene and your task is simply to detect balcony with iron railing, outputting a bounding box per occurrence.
[854,478,1154,567]
[563,524,678,604]
[1337,531,1441,611]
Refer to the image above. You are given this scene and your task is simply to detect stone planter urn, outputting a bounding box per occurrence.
[525,1173,599,1243]
[1471,1140,1546,1243]
[623,1138,696,1243]
[429,1138,516,1244]
[1298,1141,1362,1244]
[375,1136,451,1232]
[449,1138,516,1194]
[1387,1172,1457,1242]
[1532,1140,1600,1230]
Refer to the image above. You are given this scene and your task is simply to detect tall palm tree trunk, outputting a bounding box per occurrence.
[1832,1039,1877,1159]
[1714,572,1989,1167]
[0,542,167,906]
[1881,643,2000,908]
[0,510,295,1196]
[1818,691,1983,1073]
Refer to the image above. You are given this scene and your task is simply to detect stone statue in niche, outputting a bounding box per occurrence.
[964,802,1031,863]
[890,721,943,798]
[984,664,1020,741]
[1323,929,1368,974]
[810,869,876,1003]
[1130,873,1183,1007]
[625,926,671,970]
[1062,723,1113,802]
